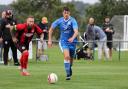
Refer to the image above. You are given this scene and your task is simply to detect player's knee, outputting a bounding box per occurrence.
[64,56,70,60]
[23,50,29,56]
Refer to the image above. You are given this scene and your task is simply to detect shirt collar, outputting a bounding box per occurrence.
[63,16,71,22]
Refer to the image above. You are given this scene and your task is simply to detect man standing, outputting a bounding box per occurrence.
[0,10,19,66]
[0,11,6,62]
[37,17,48,58]
[86,17,109,60]
[48,7,78,80]
[103,17,114,60]
[10,16,43,76]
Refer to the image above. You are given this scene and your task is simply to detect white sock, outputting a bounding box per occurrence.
[23,69,27,72]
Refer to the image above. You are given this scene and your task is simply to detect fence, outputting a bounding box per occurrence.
[0,39,128,64]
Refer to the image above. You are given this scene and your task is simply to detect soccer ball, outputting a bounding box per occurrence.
[48,73,58,84]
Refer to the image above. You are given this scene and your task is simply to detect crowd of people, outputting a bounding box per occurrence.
[0,7,114,79]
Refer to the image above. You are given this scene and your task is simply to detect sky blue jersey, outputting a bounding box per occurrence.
[51,16,78,43]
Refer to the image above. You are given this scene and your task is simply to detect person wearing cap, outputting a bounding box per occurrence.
[37,17,48,59]
[0,10,20,66]
[102,17,114,60]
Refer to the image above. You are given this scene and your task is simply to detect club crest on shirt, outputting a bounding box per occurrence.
[22,46,25,50]
[67,21,71,26]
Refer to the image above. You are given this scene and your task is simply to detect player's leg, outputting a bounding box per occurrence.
[63,49,71,80]
[69,49,75,77]
[17,44,30,76]
[59,41,71,80]
[20,50,30,76]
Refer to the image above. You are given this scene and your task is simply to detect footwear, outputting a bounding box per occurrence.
[66,76,71,80]
[66,74,71,80]
[21,72,30,76]
[14,62,20,66]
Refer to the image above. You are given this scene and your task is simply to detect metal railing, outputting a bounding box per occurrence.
[0,39,128,63]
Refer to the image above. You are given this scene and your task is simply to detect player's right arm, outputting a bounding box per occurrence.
[48,26,53,48]
[48,19,60,48]
[9,24,25,43]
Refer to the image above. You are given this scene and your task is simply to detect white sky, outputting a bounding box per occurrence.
[0,0,99,5]
[62,0,99,4]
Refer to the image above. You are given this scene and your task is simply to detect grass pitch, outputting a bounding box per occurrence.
[0,46,128,89]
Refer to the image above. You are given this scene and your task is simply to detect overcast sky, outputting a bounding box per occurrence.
[0,0,99,5]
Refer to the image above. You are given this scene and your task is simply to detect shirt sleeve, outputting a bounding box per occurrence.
[16,24,26,31]
[51,19,60,29]
[72,18,78,30]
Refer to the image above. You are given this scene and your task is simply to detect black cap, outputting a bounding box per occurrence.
[6,10,12,15]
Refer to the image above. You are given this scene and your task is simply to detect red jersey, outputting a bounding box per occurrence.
[16,23,43,44]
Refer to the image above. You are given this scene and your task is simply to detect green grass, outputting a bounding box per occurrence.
[0,45,128,89]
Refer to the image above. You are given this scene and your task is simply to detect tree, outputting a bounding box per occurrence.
[85,0,128,25]
[10,0,81,39]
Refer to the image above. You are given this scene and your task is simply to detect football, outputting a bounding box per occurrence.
[48,73,58,84]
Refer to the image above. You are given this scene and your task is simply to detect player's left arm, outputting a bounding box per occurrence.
[110,24,115,34]
[68,19,78,43]
[68,29,78,43]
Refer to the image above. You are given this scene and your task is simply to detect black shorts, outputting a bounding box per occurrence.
[107,41,112,49]
[16,43,29,53]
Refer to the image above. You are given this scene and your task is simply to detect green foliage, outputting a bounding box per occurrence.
[85,0,128,25]
[0,45,128,89]
[10,0,81,39]
[11,0,62,23]
[0,5,11,14]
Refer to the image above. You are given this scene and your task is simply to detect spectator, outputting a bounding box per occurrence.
[86,17,96,59]
[0,11,6,62]
[86,17,109,60]
[103,16,114,60]
[0,10,20,66]
[37,17,48,59]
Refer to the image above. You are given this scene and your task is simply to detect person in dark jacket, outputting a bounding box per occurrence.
[37,17,48,58]
[0,10,19,66]
[0,11,6,62]
[103,17,114,60]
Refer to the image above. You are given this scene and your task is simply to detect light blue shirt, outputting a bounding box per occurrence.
[93,25,106,39]
[52,16,78,43]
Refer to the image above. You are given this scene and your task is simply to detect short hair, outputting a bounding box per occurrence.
[27,15,34,19]
[63,7,70,12]
[104,16,111,20]
[42,17,48,23]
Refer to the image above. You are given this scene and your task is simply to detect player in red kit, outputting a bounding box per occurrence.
[8,16,44,76]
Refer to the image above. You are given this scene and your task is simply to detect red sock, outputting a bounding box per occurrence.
[20,50,29,69]
[20,55,23,69]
